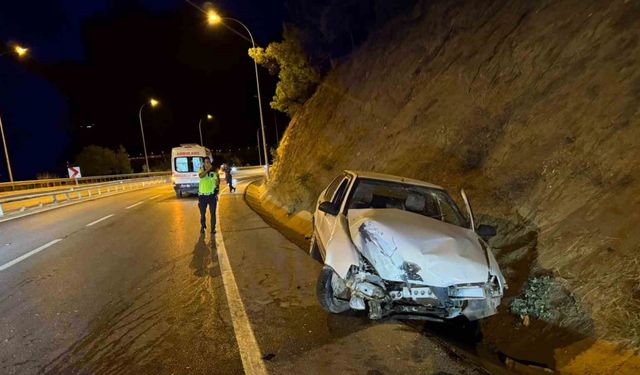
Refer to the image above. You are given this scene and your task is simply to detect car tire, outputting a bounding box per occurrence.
[309,234,323,263]
[316,266,350,314]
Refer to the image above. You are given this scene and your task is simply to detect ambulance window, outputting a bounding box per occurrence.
[192,157,203,171]
[175,157,189,172]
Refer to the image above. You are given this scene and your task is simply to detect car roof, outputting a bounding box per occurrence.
[345,170,444,190]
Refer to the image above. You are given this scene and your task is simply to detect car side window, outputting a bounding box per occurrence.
[332,178,350,206]
[323,175,343,201]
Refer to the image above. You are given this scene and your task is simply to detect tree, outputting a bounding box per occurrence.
[74,145,126,176]
[115,145,133,174]
[249,27,319,116]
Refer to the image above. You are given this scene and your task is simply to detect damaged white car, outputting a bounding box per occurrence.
[309,171,506,322]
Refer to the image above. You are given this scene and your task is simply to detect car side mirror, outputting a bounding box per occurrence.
[318,201,340,216]
[477,224,497,240]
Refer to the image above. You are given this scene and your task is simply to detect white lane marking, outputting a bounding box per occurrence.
[86,214,114,227]
[147,194,161,200]
[126,201,144,209]
[0,239,63,272]
[215,196,268,375]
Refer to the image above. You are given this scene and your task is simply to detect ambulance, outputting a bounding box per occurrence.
[171,144,212,198]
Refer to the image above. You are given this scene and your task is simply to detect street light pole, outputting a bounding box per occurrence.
[207,13,270,179]
[256,129,262,165]
[138,103,151,173]
[0,114,14,182]
[0,42,29,182]
[198,114,212,146]
[138,98,158,173]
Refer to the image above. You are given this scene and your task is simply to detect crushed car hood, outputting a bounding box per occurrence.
[348,209,489,287]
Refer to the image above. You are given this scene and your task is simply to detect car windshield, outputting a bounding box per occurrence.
[174,157,204,173]
[347,178,468,228]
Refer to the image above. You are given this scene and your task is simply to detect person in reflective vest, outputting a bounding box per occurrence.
[198,157,219,234]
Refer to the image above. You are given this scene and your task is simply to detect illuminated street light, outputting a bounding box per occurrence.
[204,8,270,178]
[0,42,28,58]
[207,10,221,25]
[138,98,160,172]
[198,113,213,146]
[14,45,28,57]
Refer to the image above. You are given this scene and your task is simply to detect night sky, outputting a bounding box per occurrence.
[0,0,288,180]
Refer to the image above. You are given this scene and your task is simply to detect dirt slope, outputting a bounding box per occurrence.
[265,0,640,362]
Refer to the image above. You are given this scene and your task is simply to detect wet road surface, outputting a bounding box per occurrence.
[0,177,487,374]
[0,185,242,374]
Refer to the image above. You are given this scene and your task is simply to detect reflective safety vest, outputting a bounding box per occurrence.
[198,168,219,195]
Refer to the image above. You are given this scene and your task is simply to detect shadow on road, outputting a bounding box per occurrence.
[189,233,220,278]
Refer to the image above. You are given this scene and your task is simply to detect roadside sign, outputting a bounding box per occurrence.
[68,166,82,179]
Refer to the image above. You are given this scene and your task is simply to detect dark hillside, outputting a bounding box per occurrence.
[265,0,640,369]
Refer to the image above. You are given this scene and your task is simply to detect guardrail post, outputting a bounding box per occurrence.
[88,190,92,198]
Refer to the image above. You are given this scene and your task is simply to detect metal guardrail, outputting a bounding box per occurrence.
[0,171,171,193]
[0,175,169,217]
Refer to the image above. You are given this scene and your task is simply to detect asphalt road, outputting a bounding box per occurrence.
[0,176,487,375]
[0,184,242,374]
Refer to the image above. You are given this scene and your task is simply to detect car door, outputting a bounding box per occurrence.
[314,175,342,233]
[316,175,352,250]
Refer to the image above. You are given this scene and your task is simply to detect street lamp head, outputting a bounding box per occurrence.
[13,45,28,57]
[207,10,222,25]
[207,114,213,120]
[149,98,159,107]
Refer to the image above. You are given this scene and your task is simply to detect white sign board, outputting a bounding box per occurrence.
[68,166,82,179]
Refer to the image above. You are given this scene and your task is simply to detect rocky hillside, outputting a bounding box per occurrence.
[266,0,640,354]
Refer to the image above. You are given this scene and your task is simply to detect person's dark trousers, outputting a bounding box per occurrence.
[198,194,218,232]
[226,176,234,192]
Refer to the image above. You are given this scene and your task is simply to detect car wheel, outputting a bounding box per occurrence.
[309,234,322,263]
[316,266,350,313]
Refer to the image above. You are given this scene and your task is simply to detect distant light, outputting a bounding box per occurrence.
[150,98,159,107]
[14,45,28,57]
[207,114,213,120]
[207,10,222,25]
